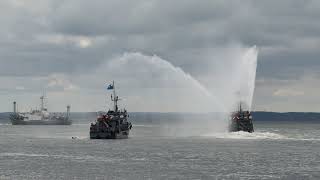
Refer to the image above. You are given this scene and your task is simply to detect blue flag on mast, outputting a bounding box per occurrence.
[107,84,114,90]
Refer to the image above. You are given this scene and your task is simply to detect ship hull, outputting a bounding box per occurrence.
[11,120,72,125]
[10,115,72,125]
[229,120,254,133]
[90,130,129,139]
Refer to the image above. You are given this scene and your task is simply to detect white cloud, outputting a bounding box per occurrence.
[47,74,78,91]
[35,34,93,48]
[15,86,25,90]
[78,38,92,48]
[273,89,304,97]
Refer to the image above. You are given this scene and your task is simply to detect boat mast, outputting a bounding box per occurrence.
[66,105,71,119]
[111,81,118,112]
[40,95,44,111]
[13,101,17,113]
[40,90,47,111]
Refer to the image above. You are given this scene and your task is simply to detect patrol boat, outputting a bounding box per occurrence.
[10,95,71,125]
[90,81,132,139]
[229,103,254,133]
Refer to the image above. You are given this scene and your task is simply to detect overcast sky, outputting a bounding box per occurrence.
[1,0,320,112]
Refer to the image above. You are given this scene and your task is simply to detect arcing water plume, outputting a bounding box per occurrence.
[49,52,221,112]
[86,52,223,113]
[115,53,213,98]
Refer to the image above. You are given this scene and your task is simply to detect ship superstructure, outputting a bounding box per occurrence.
[90,81,132,139]
[10,95,71,125]
[229,103,254,133]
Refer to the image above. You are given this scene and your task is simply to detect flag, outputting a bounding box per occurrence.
[107,84,114,90]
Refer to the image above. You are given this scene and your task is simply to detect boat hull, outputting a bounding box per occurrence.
[229,120,254,133]
[11,120,72,125]
[10,114,72,125]
[90,130,129,139]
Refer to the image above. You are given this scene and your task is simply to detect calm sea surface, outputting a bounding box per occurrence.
[0,114,319,180]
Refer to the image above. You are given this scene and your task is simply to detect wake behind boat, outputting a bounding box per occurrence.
[10,95,71,125]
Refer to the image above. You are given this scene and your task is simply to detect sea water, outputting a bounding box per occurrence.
[0,113,319,180]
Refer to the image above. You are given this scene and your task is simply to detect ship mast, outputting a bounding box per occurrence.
[66,105,71,119]
[13,101,17,113]
[40,95,44,111]
[40,90,47,111]
[111,81,119,112]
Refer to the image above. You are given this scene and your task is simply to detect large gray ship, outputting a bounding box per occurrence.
[229,103,254,133]
[90,81,132,139]
[10,95,71,125]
